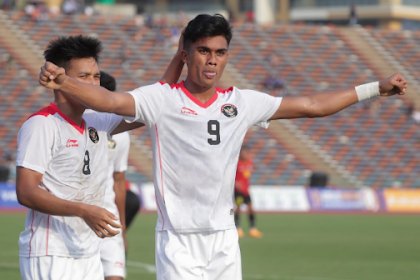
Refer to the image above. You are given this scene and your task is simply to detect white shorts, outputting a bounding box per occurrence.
[100,231,126,278]
[20,253,103,280]
[156,228,242,280]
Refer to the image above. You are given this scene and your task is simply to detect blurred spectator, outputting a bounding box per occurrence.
[145,14,153,28]
[62,0,78,15]
[406,102,414,117]
[245,10,253,23]
[228,9,235,23]
[263,75,284,91]
[24,1,36,17]
[269,54,280,67]
[349,4,358,26]
[177,10,188,26]
[1,0,15,11]
[412,109,420,124]
[84,6,94,16]
[25,0,48,21]
[49,5,61,17]
[120,41,127,65]
[154,28,166,47]
[1,53,14,71]
[170,26,180,49]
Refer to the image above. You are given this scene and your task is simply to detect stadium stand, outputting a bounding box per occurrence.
[1,12,420,187]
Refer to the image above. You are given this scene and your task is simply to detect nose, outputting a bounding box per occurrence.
[207,52,217,66]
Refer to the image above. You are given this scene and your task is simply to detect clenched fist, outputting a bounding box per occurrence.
[39,61,67,90]
[379,73,407,96]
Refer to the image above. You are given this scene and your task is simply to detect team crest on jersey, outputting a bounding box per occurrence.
[88,127,99,144]
[221,104,238,118]
[108,139,116,149]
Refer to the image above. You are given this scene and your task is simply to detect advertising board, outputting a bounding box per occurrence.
[250,186,310,212]
[382,189,420,212]
[307,188,380,211]
[0,182,24,209]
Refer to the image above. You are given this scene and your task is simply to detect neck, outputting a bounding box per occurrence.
[184,78,216,104]
[54,92,85,126]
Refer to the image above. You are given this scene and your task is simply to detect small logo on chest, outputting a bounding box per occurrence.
[181,107,197,115]
[66,139,79,147]
[88,127,99,144]
[221,104,238,118]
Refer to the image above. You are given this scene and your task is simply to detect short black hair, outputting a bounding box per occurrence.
[44,35,103,69]
[100,71,116,92]
[183,14,232,51]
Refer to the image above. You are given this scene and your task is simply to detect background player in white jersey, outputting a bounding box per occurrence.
[17,35,184,280]
[38,14,407,280]
[98,71,131,280]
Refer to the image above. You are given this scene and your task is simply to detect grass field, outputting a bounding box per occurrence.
[0,213,419,280]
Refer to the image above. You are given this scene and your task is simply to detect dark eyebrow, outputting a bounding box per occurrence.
[78,72,101,76]
[196,46,211,51]
[196,46,228,52]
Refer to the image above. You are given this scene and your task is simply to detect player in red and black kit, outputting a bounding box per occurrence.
[234,146,263,238]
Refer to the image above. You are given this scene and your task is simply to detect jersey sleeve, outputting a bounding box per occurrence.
[16,116,54,174]
[124,82,166,127]
[112,132,130,173]
[102,113,123,135]
[242,89,282,129]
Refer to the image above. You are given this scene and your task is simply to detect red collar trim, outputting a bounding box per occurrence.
[160,81,233,108]
[29,103,85,134]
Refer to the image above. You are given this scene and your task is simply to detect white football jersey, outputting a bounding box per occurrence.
[104,131,130,218]
[16,103,122,258]
[126,81,282,233]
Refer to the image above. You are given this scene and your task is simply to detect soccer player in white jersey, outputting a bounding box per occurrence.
[17,35,184,280]
[97,71,131,280]
[39,14,407,279]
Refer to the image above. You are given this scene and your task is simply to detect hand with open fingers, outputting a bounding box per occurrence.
[81,204,121,238]
[379,73,407,96]
[38,61,67,90]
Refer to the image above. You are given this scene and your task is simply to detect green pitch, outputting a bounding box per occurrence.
[0,213,419,280]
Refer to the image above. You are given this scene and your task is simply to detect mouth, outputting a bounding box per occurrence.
[203,71,216,79]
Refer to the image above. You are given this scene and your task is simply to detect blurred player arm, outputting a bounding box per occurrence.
[113,171,127,241]
[270,73,407,120]
[111,120,144,135]
[16,167,121,238]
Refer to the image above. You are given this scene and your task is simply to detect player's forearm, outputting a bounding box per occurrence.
[114,175,127,231]
[161,52,184,85]
[17,185,87,218]
[307,88,359,118]
[60,76,116,113]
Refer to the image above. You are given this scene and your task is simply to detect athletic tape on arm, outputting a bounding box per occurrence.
[355,81,380,101]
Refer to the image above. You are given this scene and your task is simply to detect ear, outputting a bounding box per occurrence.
[181,49,188,65]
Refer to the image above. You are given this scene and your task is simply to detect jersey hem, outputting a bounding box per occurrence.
[19,250,100,259]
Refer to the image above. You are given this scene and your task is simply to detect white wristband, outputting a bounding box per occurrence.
[355,81,380,101]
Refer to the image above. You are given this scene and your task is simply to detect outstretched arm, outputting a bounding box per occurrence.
[39,32,185,117]
[40,65,136,116]
[270,73,407,120]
